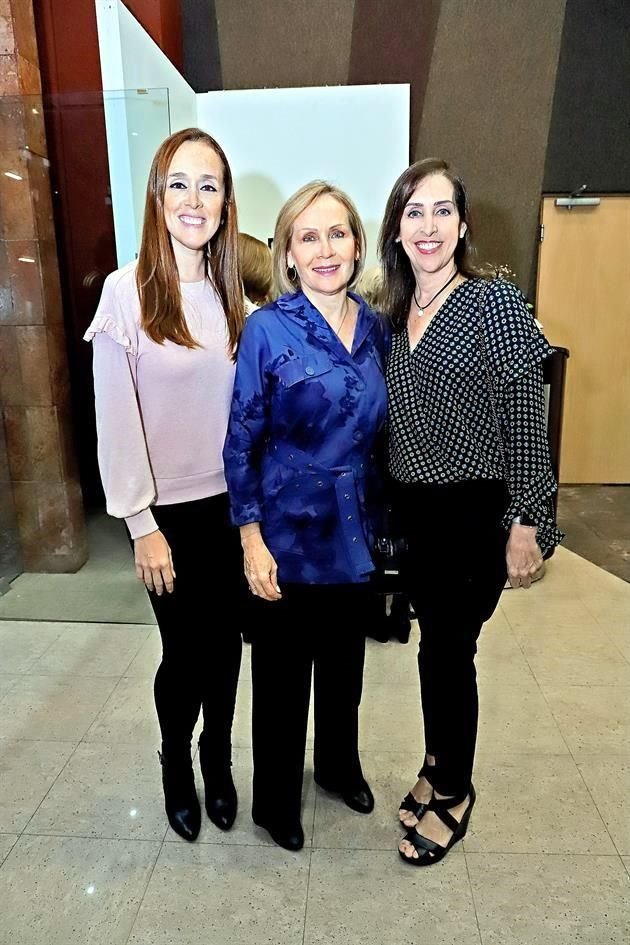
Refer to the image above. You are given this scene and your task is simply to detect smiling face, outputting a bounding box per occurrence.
[163,140,225,262]
[398,173,466,279]
[287,194,358,299]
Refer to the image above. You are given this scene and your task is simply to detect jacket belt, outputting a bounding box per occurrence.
[270,441,374,579]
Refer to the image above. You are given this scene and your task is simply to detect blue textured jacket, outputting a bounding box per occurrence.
[223,290,388,584]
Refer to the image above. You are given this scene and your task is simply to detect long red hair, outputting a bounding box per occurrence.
[136,128,244,357]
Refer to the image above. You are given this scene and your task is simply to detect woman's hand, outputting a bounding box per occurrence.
[240,524,282,601]
[134,530,175,595]
[506,523,543,589]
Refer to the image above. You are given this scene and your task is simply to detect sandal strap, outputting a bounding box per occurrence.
[399,792,427,819]
[428,793,468,833]
[403,827,442,856]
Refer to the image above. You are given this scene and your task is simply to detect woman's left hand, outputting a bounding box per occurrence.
[506,523,544,589]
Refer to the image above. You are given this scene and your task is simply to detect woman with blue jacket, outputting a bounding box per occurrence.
[223,181,388,850]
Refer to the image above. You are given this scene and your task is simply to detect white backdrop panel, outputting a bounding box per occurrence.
[197,85,409,267]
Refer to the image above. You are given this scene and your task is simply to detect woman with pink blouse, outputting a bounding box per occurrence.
[85,128,245,842]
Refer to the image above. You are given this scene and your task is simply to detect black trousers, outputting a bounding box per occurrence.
[394,479,508,800]
[249,583,369,826]
[145,494,244,757]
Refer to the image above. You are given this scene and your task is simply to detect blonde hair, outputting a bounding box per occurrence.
[272,181,366,297]
[238,233,273,305]
[354,265,384,309]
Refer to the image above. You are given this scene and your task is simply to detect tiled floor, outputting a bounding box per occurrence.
[0,545,629,944]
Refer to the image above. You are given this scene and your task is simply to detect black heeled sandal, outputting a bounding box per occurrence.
[398,761,435,825]
[399,785,476,867]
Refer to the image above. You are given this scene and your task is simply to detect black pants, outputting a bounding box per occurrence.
[394,479,508,800]
[145,494,244,758]
[249,583,369,826]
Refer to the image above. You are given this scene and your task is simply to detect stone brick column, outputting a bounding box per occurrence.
[0,0,87,573]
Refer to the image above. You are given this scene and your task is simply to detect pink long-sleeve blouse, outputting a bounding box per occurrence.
[84,262,236,539]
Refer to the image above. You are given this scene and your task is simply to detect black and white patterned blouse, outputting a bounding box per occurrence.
[386,278,563,553]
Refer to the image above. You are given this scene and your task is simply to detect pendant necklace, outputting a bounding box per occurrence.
[332,298,349,337]
[413,270,459,316]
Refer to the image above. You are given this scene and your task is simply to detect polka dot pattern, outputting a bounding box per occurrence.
[386,278,563,552]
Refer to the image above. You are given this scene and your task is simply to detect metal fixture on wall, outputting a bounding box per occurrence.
[554,184,601,209]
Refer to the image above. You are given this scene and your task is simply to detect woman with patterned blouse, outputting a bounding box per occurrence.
[224,182,388,851]
[379,158,563,867]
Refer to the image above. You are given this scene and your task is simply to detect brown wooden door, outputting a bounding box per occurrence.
[536,196,630,483]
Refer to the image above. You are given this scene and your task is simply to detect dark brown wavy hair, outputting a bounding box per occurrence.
[136,128,244,357]
[378,158,490,329]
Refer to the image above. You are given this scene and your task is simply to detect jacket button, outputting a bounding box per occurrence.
[347,515,353,521]
[352,537,358,543]
[305,366,315,375]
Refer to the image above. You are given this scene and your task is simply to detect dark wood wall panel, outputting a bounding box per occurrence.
[416,0,567,290]
[214,0,355,89]
[349,0,441,149]
[181,0,223,92]
[543,0,630,194]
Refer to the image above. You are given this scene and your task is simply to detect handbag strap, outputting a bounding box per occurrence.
[477,280,513,497]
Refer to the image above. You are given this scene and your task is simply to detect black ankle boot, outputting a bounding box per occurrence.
[315,774,375,814]
[198,732,237,831]
[158,748,201,842]
[252,812,304,851]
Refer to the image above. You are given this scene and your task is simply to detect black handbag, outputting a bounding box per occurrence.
[372,500,408,594]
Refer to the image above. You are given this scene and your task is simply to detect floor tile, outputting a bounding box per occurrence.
[124,630,162,678]
[576,754,630,855]
[28,624,151,677]
[476,679,569,756]
[476,616,537,686]
[359,684,420,751]
[84,676,160,746]
[25,742,168,841]
[363,634,418,688]
[0,835,160,945]
[0,675,120,741]
[304,849,479,945]
[580,594,630,628]
[0,738,76,832]
[0,834,18,866]
[542,685,630,754]
[0,621,65,673]
[500,595,597,631]
[128,843,309,945]
[0,572,154,625]
[0,675,19,698]
[477,646,537,688]
[467,852,630,945]
[463,753,615,854]
[606,625,630,663]
[519,630,630,686]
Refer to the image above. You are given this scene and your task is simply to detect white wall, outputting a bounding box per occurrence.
[197,85,409,267]
[95,0,197,265]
